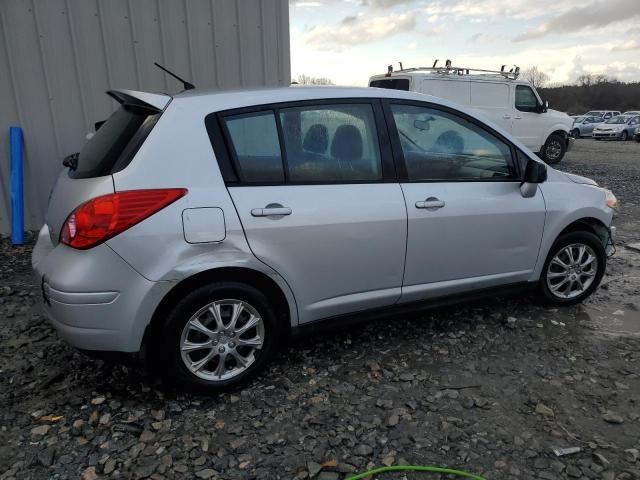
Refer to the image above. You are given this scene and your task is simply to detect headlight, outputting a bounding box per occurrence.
[604,189,618,209]
[636,126,640,134]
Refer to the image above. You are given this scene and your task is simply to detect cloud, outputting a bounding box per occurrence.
[424,0,565,21]
[304,12,418,52]
[514,0,640,41]
[466,32,498,44]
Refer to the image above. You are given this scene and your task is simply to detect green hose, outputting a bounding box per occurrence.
[346,465,486,480]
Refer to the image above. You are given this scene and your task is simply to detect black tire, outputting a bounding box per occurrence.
[571,129,580,139]
[541,133,566,164]
[154,281,286,393]
[537,231,606,306]
[620,131,628,141]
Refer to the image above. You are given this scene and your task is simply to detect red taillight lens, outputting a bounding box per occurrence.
[60,188,187,249]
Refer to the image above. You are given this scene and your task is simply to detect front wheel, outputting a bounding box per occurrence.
[540,133,566,164]
[537,231,606,306]
[155,282,286,393]
[571,129,580,139]
[620,131,628,141]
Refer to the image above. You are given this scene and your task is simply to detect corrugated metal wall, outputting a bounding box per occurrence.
[0,0,290,234]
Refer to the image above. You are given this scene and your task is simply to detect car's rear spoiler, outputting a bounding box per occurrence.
[107,89,172,113]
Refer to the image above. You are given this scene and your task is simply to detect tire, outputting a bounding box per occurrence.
[537,231,606,306]
[154,281,286,393]
[541,133,566,164]
[620,131,628,141]
[571,129,580,139]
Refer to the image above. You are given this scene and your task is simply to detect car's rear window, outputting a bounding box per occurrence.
[70,105,160,179]
[369,78,410,90]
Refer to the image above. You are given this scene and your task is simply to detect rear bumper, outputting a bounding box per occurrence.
[32,225,175,352]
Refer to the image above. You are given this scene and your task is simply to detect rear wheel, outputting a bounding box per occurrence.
[537,231,606,306]
[541,133,566,164]
[156,282,285,392]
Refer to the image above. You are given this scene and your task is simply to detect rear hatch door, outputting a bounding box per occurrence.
[45,90,171,244]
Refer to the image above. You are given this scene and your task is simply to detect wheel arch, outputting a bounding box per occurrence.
[143,267,296,351]
[557,217,610,248]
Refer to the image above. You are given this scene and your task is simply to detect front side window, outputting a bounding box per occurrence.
[391,104,514,181]
[515,85,539,112]
[279,104,382,182]
[224,111,284,183]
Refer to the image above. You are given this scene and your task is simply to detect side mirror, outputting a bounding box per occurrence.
[538,100,549,113]
[521,159,547,198]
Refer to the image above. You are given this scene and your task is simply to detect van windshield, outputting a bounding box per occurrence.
[369,78,410,90]
[70,105,160,179]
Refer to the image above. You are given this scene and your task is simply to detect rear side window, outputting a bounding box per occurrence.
[224,111,284,183]
[369,79,410,91]
[71,106,159,179]
[279,104,382,182]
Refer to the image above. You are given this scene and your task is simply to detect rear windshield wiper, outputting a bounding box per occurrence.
[63,152,79,170]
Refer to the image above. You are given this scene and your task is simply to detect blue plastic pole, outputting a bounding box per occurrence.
[10,126,24,245]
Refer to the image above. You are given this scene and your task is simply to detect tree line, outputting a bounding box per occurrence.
[527,70,640,115]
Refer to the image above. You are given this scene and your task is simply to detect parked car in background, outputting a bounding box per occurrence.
[369,63,574,164]
[623,111,640,116]
[571,116,603,138]
[586,110,621,120]
[32,86,616,392]
[635,126,640,142]
[592,115,640,140]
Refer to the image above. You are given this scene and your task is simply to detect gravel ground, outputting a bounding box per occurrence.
[1,140,639,480]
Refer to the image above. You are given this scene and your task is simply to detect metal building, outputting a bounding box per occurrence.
[0,0,290,234]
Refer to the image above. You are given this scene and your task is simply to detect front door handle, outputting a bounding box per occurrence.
[415,197,445,210]
[251,204,292,217]
[514,115,522,120]
[503,114,511,119]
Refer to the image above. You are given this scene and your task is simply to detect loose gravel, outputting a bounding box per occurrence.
[1,139,639,480]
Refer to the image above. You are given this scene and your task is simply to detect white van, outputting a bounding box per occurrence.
[369,64,574,164]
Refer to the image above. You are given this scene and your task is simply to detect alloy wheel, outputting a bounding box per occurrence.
[546,243,598,299]
[545,140,562,161]
[179,299,265,381]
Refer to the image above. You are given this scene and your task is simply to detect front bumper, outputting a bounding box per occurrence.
[32,225,175,352]
[592,131,620,139]
[566,136,574,151]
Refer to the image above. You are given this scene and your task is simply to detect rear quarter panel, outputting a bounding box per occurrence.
[107,98,299,325]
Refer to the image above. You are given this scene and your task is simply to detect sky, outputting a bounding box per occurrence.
[289,0,640,86]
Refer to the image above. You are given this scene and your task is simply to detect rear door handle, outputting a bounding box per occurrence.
[415,198,445,210]
[514,115,522,120]
[251,206,292,217]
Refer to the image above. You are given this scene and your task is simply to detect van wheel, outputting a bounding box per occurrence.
[157,282,285,393]
[571,129,580,139]
[537,231,606,306]
[541,133,566,164]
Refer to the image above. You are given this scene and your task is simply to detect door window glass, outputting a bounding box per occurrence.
[515,85,539,112]
[279,104,382,182]
[391,104,514,181]
[225,111,284,183]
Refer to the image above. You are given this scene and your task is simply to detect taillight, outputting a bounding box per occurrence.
[60,188,187,249]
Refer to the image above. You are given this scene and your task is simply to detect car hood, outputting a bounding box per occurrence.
[547,109,573,127]
[561,171,599,186]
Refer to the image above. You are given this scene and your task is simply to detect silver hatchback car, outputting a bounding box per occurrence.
[33,86,617,392]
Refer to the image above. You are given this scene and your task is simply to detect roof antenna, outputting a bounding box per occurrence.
[154,62,195,90]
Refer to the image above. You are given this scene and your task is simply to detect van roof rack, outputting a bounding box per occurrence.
[384,59,521,80]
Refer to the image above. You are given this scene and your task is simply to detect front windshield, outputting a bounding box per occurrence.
[606,116,630,124]
[573,116,585,123]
